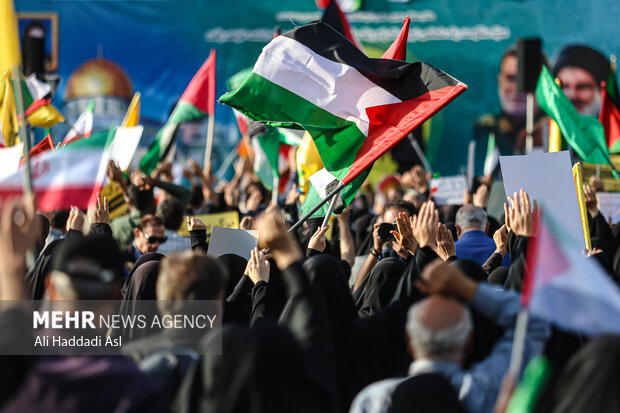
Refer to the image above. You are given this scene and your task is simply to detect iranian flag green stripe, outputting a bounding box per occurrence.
[0,130,112,212]
[220,21,466,215]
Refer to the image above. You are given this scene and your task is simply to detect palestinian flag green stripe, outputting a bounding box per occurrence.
[226,72,367,181]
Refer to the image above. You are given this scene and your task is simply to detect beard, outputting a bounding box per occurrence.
[575,90,601,117]
[499,91,528,118]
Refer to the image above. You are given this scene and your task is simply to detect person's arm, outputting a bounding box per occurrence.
[306,225,330,256]
[338,208,355,267]
[353,222,384,292]
[417,261,549,413]
[255,208,336,397]
[88,193,113,236]
[483,225,508,274]
[435,223,457,262]
[187,217,208,253]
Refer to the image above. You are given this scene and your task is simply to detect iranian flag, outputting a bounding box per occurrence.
[220,22,466,216]
[140,49,216,174]
[0,129,111,211]
[522,210,620,336]
[62,100,95,146]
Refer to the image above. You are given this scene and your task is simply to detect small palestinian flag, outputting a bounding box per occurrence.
[220,22,466,216]
[140,49,216,174]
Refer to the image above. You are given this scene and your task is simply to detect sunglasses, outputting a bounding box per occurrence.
[143,232,167,244]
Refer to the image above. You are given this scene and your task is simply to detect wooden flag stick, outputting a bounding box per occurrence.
[509,309,530,376]
[203,114,215,169]
[11,67,33,195]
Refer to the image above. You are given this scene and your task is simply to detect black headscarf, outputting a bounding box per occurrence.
[217,254,247,298]
[173,323,334,413]
[304,255,367,410]
[121,252,165,299]
[354,256,406,317]
[452,259,504,367]
[114,260,162,341]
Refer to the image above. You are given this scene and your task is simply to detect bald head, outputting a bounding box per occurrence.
[406,296,472,362]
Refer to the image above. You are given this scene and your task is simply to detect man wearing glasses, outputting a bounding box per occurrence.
[120,215,167,272]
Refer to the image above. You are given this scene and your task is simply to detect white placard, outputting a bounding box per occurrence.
[207,227,258,261]
[109,126,144,171]
[596,192,620,224]
[0,144,24,180]
[429,176,467,205]
[500,151,583,244]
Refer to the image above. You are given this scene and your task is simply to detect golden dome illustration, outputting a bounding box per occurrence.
[65,59,133,100]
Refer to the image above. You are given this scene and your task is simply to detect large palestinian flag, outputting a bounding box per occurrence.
[220,22,466,216]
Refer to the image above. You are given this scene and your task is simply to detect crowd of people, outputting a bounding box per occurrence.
[1,139,619,413]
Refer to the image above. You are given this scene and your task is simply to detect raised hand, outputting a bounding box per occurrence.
[187,216,207,231]
[506,189,537,237]
[411,201,439,248]
[224,184,240,208]
[0,194,39,300]
[308,225,330,252]
[435,223,456,261]
[390,211,417,255]
[255,207,302,269]
[88,193,110,225]
[240,215,255,230]
[66,206,86,232]
[246,247,270,284]
[583,184,599,217]
[473,184,490,208]
[493,224,508,255]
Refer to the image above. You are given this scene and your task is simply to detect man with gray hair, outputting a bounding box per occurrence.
[350,260,549,413]
[454,204,510,266]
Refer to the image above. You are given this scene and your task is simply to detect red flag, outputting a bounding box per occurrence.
[19,133,54,166]
[321,0,362,50]
[179,49,216,115]
[382,17,410,61]
[600,82,620,152]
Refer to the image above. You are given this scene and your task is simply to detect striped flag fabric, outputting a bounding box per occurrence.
[321,0,363,50]
[220,22,466,216]
[18,133,54,167]
[0,129,111,211]
[521,210,620,336]
[140,49,216,174]
[600,82,620,153]
[20,74,65,128]
[62,100,95,146]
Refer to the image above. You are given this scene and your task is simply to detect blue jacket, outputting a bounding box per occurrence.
[454,230,510,266]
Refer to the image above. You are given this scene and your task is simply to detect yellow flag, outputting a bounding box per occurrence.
[573,163,591,250]
[0,74,19,146]
[296,131,323,203]
[27,105,65,128]
[122,92,141,127]
[0,0,21,73]
[548,118,562,152]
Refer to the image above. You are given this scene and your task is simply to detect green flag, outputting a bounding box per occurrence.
[536,66,612,168]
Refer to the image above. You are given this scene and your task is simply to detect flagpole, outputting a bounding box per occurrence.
[321,197,337,228]
[203,114,215,170]
[508,309,529,376]
[272,174,279,204]
[11,67,33,195]
[288,182,344,233]
[408,134,433,174]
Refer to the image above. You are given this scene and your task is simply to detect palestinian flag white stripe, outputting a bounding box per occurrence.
[253,35,400,136]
